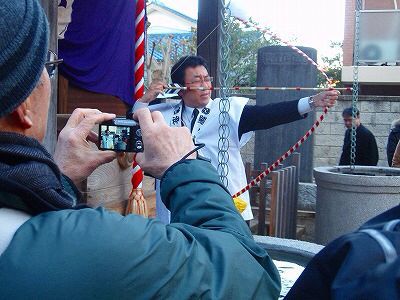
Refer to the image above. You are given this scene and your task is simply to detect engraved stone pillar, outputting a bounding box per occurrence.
[255,46,317,182]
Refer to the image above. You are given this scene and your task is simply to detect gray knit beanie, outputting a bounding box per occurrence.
[0,0,49,118]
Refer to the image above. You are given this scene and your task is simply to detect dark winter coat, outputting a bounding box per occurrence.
[387,119,400,166]
[339,124,379,166]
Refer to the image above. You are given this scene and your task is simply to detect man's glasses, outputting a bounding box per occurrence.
[185,76,213,86]
[45,50,63,78]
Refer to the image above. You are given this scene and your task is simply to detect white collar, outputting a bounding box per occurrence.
[183,106,195,118]
[182,103,205,127]
[0,208,31,255]
[170,100,212,131]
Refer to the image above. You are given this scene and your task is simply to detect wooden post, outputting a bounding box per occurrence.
[269,172,279,236]
[40,0,58,154]
[197,0,222,94]
[257,162,268,235]
[245,162,252,182]
[289,166,297,238]
[57,75,69,114]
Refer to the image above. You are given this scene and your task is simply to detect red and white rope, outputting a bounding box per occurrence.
[235,17,333,85]
[164,86,351,92]
[230,17,335,198]
[130,158,144,190]
[233,107,328,198]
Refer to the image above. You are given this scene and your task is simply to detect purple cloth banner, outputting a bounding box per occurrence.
[59,0,136,105]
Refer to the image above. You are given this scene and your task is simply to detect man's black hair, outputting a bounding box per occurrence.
[171,55,209,86]
[342,107,360,117]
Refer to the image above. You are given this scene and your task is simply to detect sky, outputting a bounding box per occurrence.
[158,0,345,59]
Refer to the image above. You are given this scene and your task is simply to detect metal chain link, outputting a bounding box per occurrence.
[217,0,232,188]
[350,0,363,169]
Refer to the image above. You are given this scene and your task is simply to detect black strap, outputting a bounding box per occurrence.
[179,143,206,162]
[190,108,199,132]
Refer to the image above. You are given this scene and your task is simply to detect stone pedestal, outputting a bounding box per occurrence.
[314,166,400,245]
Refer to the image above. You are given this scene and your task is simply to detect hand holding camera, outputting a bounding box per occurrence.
[98,108,196,178]
[54,109,117,185]
[134,108,196,179]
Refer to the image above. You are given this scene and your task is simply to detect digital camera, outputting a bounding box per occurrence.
[99,118,143,153]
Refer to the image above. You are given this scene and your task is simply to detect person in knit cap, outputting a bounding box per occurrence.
[0,1,281,298]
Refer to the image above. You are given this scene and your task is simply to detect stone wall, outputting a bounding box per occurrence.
[240,95,400,172]
[314,95,400,168]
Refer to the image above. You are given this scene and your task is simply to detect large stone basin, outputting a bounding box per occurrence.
[314,166,400,245]
[255,235,323,298]
[254,235,323,267]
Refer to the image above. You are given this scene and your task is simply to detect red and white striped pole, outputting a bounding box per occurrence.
[126,0,147,216]
[134,0,145,100]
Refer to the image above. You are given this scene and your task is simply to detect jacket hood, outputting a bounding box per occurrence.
[391,119,400,129]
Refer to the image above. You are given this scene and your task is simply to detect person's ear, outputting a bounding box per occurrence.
[11,100,33,129]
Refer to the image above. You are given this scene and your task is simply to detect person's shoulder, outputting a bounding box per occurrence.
[359,125,377,143]
[391,119,400,130]
[6,208,124,260]
[212,97,250,110]
[229,96,250,104]
[3,208,154,296]
[28,207,121,230]
[214,96,249,102]
[148,100,181,114]
[360,124,374,135]
[21,208,150,255]
[391,126,400,134]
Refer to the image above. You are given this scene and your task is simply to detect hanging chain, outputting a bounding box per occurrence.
[350,0,362,169]
[217,0,232,188]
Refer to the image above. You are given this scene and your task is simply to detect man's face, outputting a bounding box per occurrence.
[343,115,360,129]
[180,66,212,108]
[29,68,51,141]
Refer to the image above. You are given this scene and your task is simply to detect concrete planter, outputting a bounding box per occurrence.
[254,235,323,267]
[314,166,400,245]
[255,235,323,297]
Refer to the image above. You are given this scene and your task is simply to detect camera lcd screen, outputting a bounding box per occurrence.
[99,125,132,151]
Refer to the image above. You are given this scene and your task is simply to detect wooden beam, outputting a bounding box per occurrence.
[197,0,223,90]
[57,75,69,114]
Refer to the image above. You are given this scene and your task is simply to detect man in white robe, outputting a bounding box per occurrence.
[131,56,339,223]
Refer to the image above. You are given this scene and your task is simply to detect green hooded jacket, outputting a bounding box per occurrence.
[0,159,280,299]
